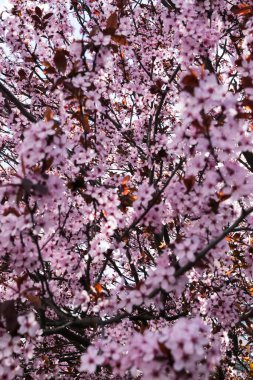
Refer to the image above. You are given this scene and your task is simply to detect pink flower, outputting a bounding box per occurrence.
[17,313,40,338]
[79,346,104,373]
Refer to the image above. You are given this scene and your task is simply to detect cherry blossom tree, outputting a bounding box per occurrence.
[0,0,252,378]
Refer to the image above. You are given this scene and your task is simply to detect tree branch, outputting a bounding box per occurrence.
[0,81,37,123]
[175,207,253,277]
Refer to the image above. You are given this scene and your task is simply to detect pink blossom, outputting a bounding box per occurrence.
[18,313,40,338]
[79,346,104,373]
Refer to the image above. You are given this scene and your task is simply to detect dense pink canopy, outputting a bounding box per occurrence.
[0,0,252,379]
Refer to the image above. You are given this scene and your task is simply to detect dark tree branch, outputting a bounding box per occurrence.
[175,207,253,277]
[0,81,37,122]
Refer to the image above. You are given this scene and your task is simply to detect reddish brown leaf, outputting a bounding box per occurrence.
[43,66,56,75]
[116,0,129,9]
[105,12,119,35]
[90,26,100,37]
[21,157,26,175]
[94,283,103,294]
[122,175,131,185]
[109,43,119,53]
[150,79,163,94]
[54,49,68,73]
[3,207,20,217]
[183,175,195,193]
[31,14,41,24]
[43,12,53,20]
[208,198,219,214]
[18,68,26,80]
[122,186,130,196]
[42,156,54,171]
[182,72,199,94]
[106,12,118,30]
[35,6,43,17]
[111,35,129,45]
[217,191,231,202]
[25,294,42,308]
[0,300,19,335]
[242,98,253,111]
[84,114,91,132]
[14,273,28,289]
[231,4,252,16]
[241,76,253,88]
[44,107,54,121]
[236,112,253,120]
[158,342,171,356]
